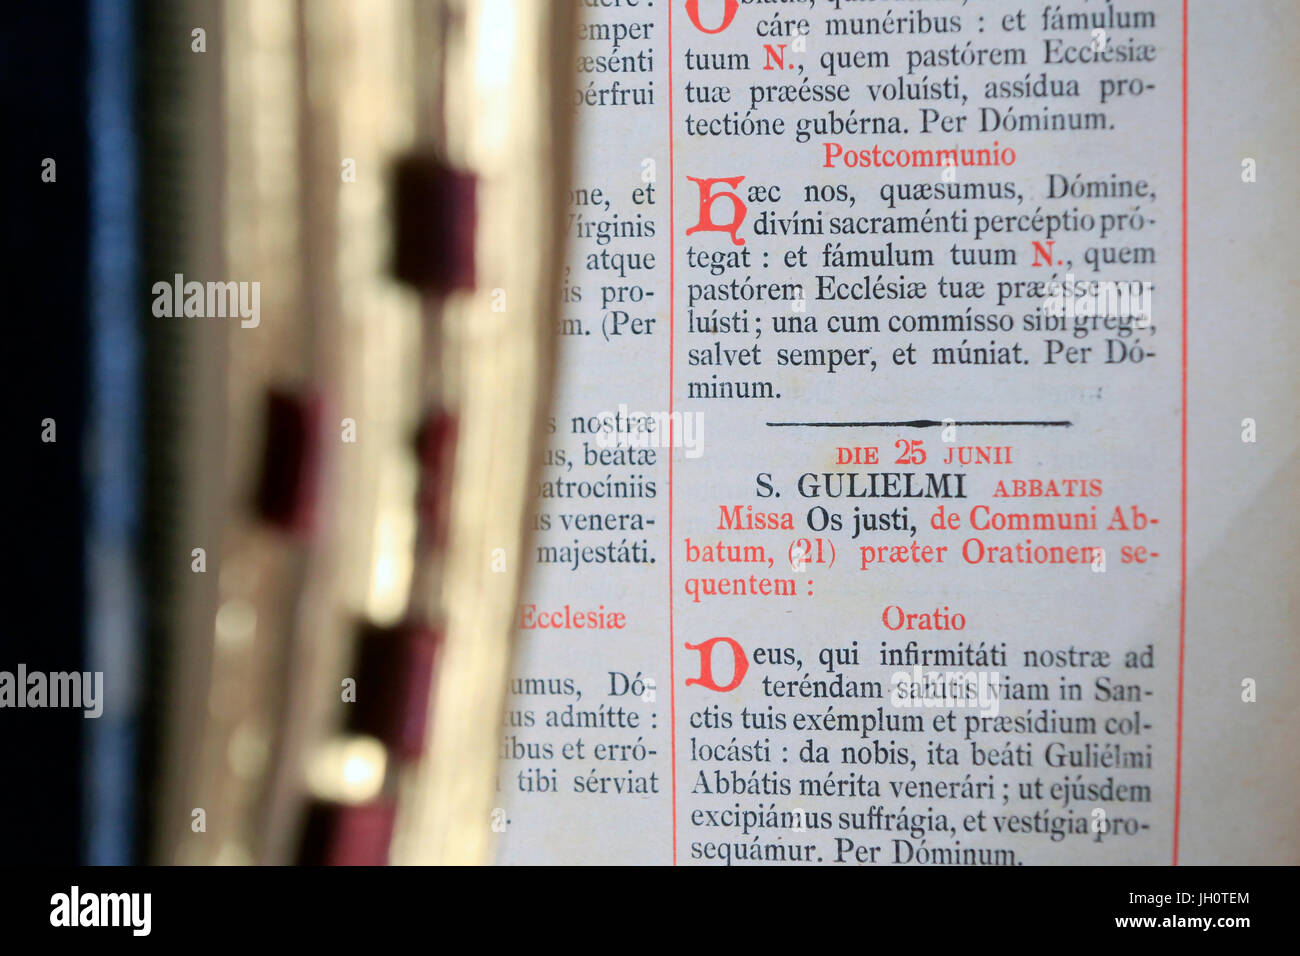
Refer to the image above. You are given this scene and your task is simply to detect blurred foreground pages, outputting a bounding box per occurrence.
[497,0,1299,865]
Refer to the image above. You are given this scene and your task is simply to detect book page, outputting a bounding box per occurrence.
[496,0,1299,866]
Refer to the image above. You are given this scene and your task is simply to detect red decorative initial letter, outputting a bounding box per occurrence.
[684,0,739,34]
[686,175,747,246]
[684,637,749,692]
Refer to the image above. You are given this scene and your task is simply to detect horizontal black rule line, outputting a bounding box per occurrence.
[764,420,1073,428]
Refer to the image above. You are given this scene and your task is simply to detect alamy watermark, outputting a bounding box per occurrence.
[590,403,705,459]
[151,273,260,328]
[50,886,150,936]
[1042,273,1152,329]
[889,666,1002,717]
[0,664,103,718]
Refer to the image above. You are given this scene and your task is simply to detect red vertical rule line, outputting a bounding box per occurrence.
[1173,0,1189,867]
[667,0,679,866]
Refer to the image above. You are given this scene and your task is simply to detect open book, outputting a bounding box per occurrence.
[31,0,1288,872]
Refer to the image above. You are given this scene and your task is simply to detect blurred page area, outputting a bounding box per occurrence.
[3,0,575,865]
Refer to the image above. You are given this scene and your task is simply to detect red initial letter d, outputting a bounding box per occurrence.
[684,637,749,692]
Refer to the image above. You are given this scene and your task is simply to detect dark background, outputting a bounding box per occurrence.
[3,1,93,865]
